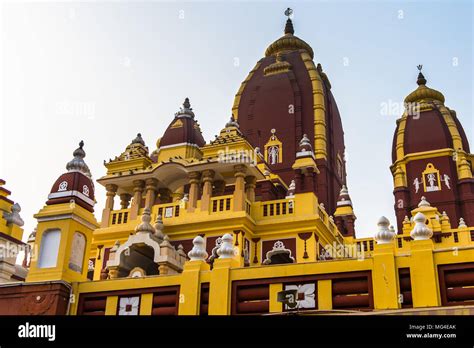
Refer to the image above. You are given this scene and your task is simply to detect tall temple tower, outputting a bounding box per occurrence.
[232,10,348,216]
[391,68,474,231]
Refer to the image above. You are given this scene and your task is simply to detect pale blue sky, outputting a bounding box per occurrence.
[1,0,472,239]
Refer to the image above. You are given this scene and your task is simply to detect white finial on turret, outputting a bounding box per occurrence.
[188,235,208,261]
[418,196,430,208]
[410,212,433,240]
[458,217,467,228]
[340,185,348,196]
[135,208,155,234]
[3,203,24,227]
[374,216,396,244]
[217,233,235,259]
[153,214,165,243]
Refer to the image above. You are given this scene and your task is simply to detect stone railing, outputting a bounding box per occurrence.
[210,195,233,213]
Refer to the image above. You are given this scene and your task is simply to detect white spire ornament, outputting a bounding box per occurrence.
[340,185,348,196]
[188,236,208,261]
[217,233,235,259]
[418,196,431,208]
[153,214,165,243]
[410,212,433,240]
[66,140,92,178]
[458,218,467,228]
[374,216,396,244]
[135,208,155,235]
[3,203,24,227]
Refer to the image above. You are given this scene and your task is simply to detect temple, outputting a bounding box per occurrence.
[0,11,474,315]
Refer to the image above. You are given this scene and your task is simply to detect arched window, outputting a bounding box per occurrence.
[38,229,61,268]
[69,232,86,273]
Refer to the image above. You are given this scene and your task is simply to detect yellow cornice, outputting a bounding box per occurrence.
[392,148,455,170]
[391,148,473,188]
[105,157,153,175]
[334,205,354,217]
[291,156,319,173]
[34,203,99,228]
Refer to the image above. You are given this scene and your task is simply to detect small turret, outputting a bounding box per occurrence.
[333,185,356,237]
[28,142,99,283]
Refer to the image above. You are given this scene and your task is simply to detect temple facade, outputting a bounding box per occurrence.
[1,12,474,316]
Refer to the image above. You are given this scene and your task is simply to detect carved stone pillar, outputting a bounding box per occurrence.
[101,184,117,227]
[245,175,257,202]
[201,170,215,211]
[188,172,201,212]
[119,193,132,209]
[144,178,159,209]
[233,165,247,211]
[130,180,145,220]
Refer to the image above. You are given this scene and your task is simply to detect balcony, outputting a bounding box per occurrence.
[102,192,344,247]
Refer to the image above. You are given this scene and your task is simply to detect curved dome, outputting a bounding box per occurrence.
[159,98,206,148]
[392,71,470,163]
[47,142,95,212]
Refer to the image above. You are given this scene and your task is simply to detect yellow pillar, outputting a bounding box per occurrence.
[101,184,117,227]
[410,239,440,307]
[233,165,246,211]
[245,175,256,202]
[130,180,145,220]
[178,260,210,315]
[200,170,215,212]
[269,283,283,313]
[144,178,158,209]
[140,293,153,315]
[105,296,118,315]
[208,258,238,315]
[317,280,332,310]
[187,172,201,212]
[372,243,400,309]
